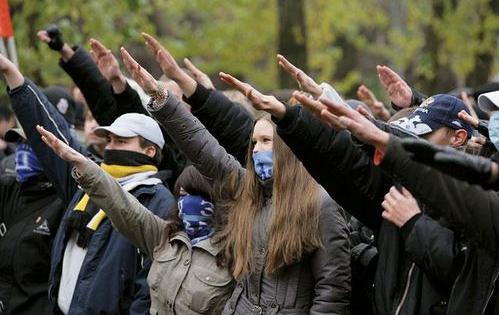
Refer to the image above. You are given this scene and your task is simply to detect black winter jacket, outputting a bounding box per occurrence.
[58,46,183,188]
[0,175,65,315]
[380,136,499,314]
[275,105,499,314]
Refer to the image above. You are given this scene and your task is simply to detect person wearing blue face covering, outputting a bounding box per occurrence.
[252,150,273,181]
[35,119,236,315]
[0,127,66,315]
[14,142,45,183]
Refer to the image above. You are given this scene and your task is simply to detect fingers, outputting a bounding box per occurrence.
[36,125,59,149]
[219,72,251,96]
[89,50,98,63]
[120,47,138,72]
[89,38,109,57]
[293,91,327,115]
[277,54,299,76]
[356,106,373,118]
[319,96,357,119]
[37,30,51,43]
[320,109,346,130]
[401,186,414,199]
[183,57,201,75]
[458,110,479,128]
[142,32,164,55]
[377,65,399,87]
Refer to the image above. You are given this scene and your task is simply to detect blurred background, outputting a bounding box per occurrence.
[3,0,499,99]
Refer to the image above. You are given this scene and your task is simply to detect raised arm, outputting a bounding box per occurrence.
[316,97,499,259]
[121,47,243,182]
[38,27,146,126]
[141,33,254,164]
[0,53,88,203]
[37,125,167,257]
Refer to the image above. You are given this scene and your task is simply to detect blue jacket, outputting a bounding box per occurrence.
[9,79,175,315]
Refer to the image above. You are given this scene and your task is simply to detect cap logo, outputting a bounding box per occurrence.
[390,115,433,135]
[57,98,69,115]
[420,97,434,108]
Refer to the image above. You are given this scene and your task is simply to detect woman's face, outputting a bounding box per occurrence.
[252,119,274,154]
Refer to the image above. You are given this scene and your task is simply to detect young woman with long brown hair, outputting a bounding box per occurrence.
[119,34,351,314]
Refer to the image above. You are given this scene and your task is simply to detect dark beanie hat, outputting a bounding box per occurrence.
[42,86,76,126]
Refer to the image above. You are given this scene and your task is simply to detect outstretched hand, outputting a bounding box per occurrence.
[120,47,160,97]
[89,39,126,93]
[277,54,322,98]
[381,186,421,228]
[293,91,390,151]
[37,125,88,169]
[377,65,412,108]
[183,58,214,89]
[142,32,196,97]
[219,72,286,119]
[357,84,391,121]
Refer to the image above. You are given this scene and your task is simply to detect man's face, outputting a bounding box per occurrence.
[105,134,148,154]
[84,112,105,146]
[423,127,454,146]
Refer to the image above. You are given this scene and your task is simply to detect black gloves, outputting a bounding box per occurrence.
[45,25,64,51]
[401,138,498,190]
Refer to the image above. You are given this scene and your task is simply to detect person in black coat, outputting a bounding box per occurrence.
[0,128,65,315]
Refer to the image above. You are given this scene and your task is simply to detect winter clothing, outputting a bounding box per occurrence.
[274,104,499,314]
[185,84,254,164]
[73,159,235,315]
[147,93,352,314]
[59,46,183,188]
[274,105,452,314]
[9,79,175,315]
[380,135,499,314]
[0,175,65,315]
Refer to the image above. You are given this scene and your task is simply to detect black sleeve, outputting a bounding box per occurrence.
[112,81,148,117]
[186,84,254,164]
[381,136,499,259]
[59,46,118,126]
[401,214,463,288]
[275,105,392,231]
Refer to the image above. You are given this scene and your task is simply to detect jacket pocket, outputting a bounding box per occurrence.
[188,267,234,313]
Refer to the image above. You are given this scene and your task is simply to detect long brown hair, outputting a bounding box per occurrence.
[217,116,322,280]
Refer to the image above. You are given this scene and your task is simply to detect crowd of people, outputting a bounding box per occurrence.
[0,23,499,315]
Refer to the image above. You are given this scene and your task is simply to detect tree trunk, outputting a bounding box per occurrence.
[465,0,499,88]
[277,0,307,89]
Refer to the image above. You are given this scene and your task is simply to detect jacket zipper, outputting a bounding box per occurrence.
[395,263,416,315]
[482,268,499,315]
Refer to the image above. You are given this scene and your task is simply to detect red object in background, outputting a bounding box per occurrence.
[0,0,13,38]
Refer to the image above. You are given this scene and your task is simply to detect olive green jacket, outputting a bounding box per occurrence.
[75,161,235,314]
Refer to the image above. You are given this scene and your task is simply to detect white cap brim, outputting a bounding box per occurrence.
[478,90,499,113]
[94,126,139,138]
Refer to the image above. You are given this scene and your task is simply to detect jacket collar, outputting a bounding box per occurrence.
[170,232,222,257]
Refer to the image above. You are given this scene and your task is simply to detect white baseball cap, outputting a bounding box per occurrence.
[478,90,499,113]
[95,113,164,149]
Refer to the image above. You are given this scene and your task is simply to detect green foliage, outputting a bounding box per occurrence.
[5,0,499,98]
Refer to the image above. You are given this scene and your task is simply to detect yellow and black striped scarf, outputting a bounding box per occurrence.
[69,163,158,248]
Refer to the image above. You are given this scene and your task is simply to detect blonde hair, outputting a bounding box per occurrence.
[216,116,322,280]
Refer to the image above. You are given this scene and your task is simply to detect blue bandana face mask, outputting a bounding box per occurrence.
[252,150,273,181]
[178,195,214,244]
[15,143,44,183]
[489,111,499,151]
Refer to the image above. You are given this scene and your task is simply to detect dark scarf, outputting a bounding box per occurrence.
[66,150,158,248]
